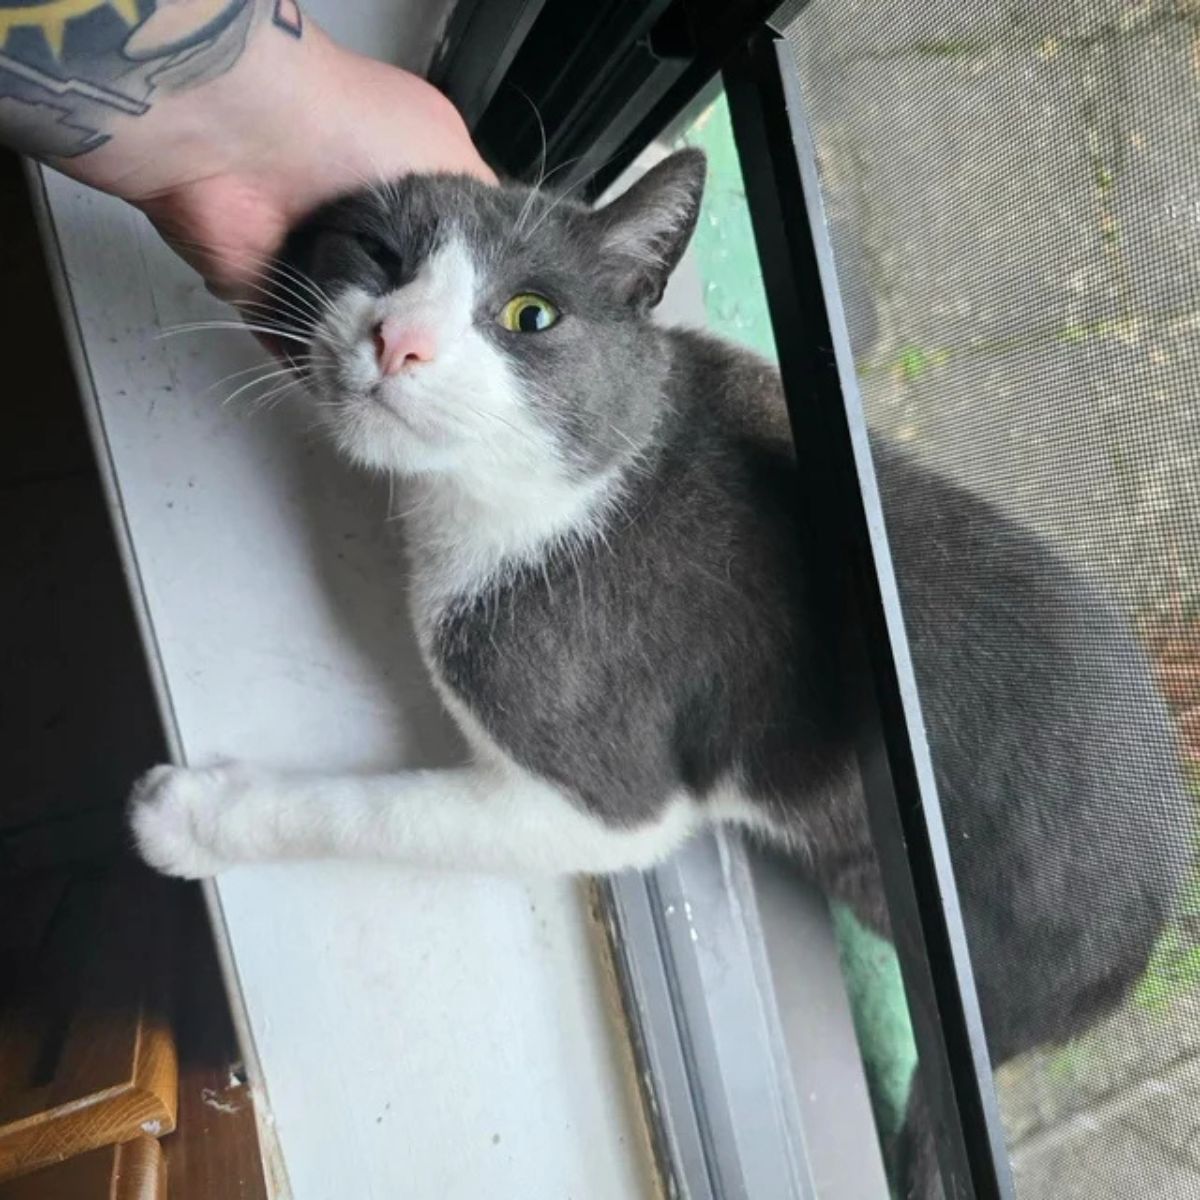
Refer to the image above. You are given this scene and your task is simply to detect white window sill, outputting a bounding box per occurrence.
[28,159,654,1200]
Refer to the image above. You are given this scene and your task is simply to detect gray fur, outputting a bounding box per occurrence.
[274,153,1191,1199]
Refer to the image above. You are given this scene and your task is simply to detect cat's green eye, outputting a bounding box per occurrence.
[498,293,559,333]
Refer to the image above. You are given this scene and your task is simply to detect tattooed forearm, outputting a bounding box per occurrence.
[0,0,302,159]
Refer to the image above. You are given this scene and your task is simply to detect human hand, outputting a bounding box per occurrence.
[121,26,495,305]
[5,6,492,306]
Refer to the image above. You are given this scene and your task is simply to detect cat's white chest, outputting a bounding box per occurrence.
[400,465,626,642]
[398,473,616,774]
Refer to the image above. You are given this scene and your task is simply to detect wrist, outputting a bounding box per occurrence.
[73,19,492,213]
[62,14,335,205]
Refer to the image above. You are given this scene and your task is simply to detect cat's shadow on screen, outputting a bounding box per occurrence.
[251,391,466,772]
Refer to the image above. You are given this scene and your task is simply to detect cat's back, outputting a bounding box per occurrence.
[808,438,1187,1062]
[670,330,1186,855]
[663,328,794,456]
[666,333,1188,1053]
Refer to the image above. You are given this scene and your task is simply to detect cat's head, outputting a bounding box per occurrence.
[271,149,706,481]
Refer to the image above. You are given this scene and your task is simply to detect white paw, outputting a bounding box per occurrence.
[129,764,236,879]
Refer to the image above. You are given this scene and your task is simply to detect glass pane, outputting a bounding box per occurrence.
[785,4,1200,1197]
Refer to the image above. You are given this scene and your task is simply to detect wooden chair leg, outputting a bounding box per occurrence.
[0,1135,166,1200]
[0,866,178,1182]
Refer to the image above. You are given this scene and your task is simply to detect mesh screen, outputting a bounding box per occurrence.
[781,3,1200,1195]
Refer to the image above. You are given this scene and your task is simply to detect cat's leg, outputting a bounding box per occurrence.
[129,762,700,879]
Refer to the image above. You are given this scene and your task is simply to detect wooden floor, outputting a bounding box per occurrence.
[0,151,269,1199]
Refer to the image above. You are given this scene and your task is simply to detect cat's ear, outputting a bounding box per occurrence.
[591,149,706,310]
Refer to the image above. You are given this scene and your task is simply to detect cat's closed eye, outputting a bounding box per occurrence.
[357,234,403,276]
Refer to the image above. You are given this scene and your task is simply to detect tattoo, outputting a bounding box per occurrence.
[0,0,296,158]
[271,0,300,39]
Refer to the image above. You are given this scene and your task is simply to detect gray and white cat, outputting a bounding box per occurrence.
[130,150,1190,1197]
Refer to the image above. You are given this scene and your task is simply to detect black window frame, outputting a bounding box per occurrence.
[433,5,1017,1198]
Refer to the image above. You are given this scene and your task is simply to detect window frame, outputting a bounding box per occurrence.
[434,4,1017,1198]
[599,835,821,1199]
[723,29,1015,1199]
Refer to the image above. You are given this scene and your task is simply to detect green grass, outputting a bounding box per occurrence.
[1047,1040,1086,1082]
[1135,864,1200,1013]
[910,37,989,58]
[894,345,953,381]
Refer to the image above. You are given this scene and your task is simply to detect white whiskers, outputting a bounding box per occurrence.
[157,321,311,347]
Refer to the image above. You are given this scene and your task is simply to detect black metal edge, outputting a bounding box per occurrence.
[434,0,782,192]
[472,0,679,184]
[429,0,549,130]
[723,30,1015,1200]
[583,0,811,197]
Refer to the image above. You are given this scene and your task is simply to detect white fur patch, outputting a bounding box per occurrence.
[129,759,707,879]
[130,763,238,879]
[308,233,627,616]
[131,722,789,880]
[404,464,625,627]
[706,777,807,859]
[310,239,551,478]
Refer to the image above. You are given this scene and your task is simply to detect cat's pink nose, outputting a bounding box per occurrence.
[373,319,436,375]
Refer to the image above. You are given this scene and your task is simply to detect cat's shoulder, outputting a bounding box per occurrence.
[663,327,793,454]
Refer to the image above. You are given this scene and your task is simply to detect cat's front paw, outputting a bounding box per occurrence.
[129,764,235,879]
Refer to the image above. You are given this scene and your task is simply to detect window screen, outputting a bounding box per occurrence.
[783,3,1200,1196]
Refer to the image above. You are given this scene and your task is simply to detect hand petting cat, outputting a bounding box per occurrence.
[0,3,493,304]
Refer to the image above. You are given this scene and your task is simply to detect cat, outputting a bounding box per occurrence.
[129,149,1191,1198]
